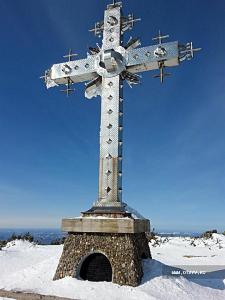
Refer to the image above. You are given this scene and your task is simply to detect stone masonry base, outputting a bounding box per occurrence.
[54,232,151,286]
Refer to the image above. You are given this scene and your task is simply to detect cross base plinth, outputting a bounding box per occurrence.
[54,215,151,286]
[54,230,151,286]
[62,216,150,234]
[81,206,131,218]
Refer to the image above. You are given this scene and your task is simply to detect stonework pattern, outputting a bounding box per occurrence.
[54,232,151,286]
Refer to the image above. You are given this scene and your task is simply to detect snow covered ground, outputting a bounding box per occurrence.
[0,234,224,300]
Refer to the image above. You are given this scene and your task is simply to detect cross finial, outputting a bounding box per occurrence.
[185,42,202,60]
[152,30,169,44]
[63,49,78,62]
[107,0,122,9]
[153,62,171,84]
[60,78,75,97]
[40,70,49,83]
[179,42,202,61]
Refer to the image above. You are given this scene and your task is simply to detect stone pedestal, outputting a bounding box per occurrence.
[61,217,150,234]
[54,214,151,286]
[54,216,151,286]
[54,232,151,286]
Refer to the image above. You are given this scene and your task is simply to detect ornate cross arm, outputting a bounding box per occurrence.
[43,56,98,88]
[127,41,201,74]
[126,40,201,83]
[43,39,200,93]
[126,41,179,74]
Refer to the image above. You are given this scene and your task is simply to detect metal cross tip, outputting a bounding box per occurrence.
[179,42,201,61]
[40,70,48,81]
[186,42,202,59]
[152,30,169,45]
[108,0,122,9]
[120,14,141,33]
[153,62,171,84]
[63,49,78,62]
[60,78,75,97]
[89,21,104,37]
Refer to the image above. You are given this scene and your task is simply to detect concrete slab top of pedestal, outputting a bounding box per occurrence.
[61,217,150,233]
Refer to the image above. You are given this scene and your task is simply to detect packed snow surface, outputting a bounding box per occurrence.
[0,235,225,300]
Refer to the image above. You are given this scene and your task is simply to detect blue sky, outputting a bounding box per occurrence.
[0,0,224,232]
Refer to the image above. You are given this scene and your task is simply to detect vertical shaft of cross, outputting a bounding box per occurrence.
[95,4,123,208]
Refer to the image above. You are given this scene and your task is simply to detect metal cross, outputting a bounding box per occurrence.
[63,49,78,62]
[152,30,169,45]
[41,1,200,212]
[60,78,75,97]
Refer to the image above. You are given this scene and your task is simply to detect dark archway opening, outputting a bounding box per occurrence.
[80,253,112,282]
[141,253,148,259]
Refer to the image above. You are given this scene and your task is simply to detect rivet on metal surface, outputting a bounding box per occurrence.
[145,51,151,57]
[154,46,167,58]
[107,16,118,26]
[106,154,112,160]
[108,95,113,100]
[119,141,123,146]
[119,126,123,131]
[119,112,123,116]
[108,81,113,87]
[107,124,113,129]
[106,170,112,176]
[62,64,72,75]
[105,187,111,194]
[107,109,113,114]
[74,65,79,70]
[85,63,90,68]
[106,138,113,144]
[109,37,114,42]
[133,54,139,59]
